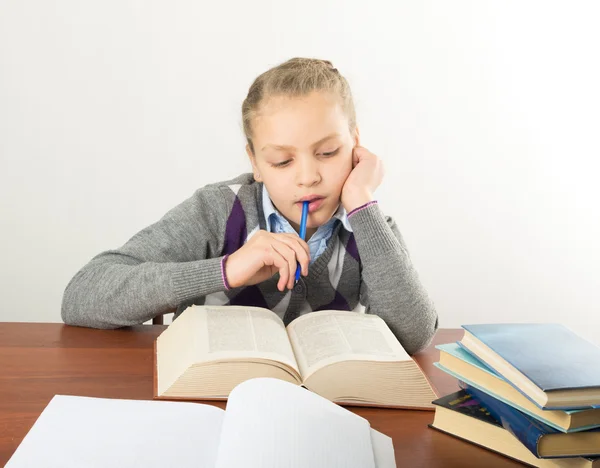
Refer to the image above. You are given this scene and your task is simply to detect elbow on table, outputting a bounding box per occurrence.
[61,303,123,330]
[405,314,439,356]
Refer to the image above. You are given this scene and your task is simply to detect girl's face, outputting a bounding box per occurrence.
[247,91,358,237]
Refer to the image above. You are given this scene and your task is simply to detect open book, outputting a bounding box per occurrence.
[155,305,436,409]
[6,378,396,468]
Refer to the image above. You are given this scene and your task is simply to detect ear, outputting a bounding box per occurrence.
[246,144,261,182]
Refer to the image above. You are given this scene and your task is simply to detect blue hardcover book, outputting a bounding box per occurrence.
[460,323,600,410]
[435,343,600,433]
[461,382,600,459]
[431,390,600,467]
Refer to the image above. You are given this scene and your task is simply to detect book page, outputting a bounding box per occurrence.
[215,378,380,468]
[193,305,299,375]
[286,310,411,379]
[5,395,225,468]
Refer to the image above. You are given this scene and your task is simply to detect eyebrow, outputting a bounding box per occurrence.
[261,133,341,152]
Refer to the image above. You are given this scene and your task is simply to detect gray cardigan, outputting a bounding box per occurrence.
[62,173,438,354]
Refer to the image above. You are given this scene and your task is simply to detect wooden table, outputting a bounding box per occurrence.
[0,324,527,467]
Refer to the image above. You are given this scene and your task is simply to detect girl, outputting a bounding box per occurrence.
[62,58,438,355]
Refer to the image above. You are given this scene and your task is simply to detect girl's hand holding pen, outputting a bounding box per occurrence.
[224,231,310,292]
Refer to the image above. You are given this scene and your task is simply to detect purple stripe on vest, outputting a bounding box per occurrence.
[222,197,247,255]
[316,290,350,311]
[345,233,360,263]
[229,285,269,309]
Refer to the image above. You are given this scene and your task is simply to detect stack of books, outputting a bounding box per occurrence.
[431,323,600,467]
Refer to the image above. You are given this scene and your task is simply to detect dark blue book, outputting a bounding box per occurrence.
[461,381,600,458]
[460,323,600,410]
[430,390,599,467]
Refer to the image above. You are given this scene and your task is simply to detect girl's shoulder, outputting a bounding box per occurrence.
[188,172,261,211]
[194,172,262,199]
[150,174,261,241]
[199,172,257,194]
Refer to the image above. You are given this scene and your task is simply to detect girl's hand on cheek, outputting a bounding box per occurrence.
[341,146,384,212]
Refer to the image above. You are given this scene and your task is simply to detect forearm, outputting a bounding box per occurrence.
[61,252,228,329]
[349,202,438,354]
[61,185,231,329]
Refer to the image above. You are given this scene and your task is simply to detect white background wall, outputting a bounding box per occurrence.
[1,1,598,344]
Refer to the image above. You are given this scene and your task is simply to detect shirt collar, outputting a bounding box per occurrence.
[261,184,352,233]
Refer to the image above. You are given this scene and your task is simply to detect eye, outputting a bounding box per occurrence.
[272,159,292,168]
[320,148,340,157]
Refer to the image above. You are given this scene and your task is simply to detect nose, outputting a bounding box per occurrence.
[295,155,321,188]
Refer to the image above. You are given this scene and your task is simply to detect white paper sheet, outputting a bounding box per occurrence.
[215,378,379,468]
[371,429,396,468]
[7,380,396,468]
[5,395,225,468]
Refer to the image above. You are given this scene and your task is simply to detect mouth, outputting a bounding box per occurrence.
[296,195,326,213]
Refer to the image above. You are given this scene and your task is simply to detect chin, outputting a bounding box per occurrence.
[309,212,332,227]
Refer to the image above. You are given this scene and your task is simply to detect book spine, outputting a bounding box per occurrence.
[459,381,548,458]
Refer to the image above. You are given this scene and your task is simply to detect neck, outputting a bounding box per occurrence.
[288,218,317,240]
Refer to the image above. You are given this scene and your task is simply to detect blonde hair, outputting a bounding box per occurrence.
[242,57,356,154]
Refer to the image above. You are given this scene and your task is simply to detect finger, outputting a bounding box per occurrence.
[280,241,300,289]
[270,248,290,291]
[352,146,362,167]
[272,241,297,290]
[269,242,294,290]
[261,247,284,291]
[279,234,310,262]
[284,233,311,262]
[279,235,310,276]
[354,144,371,160]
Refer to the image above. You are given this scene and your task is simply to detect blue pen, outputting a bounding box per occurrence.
[295,201,309,282]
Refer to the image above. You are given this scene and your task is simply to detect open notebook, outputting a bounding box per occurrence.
[155,305,436,409]
[6,378,396,468]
